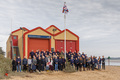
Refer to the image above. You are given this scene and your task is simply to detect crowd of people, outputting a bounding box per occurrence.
[12,49,105,72]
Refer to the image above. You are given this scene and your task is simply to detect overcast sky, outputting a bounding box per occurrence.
[0,0,120,57]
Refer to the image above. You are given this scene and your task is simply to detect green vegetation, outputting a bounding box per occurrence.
[0,54,12,79]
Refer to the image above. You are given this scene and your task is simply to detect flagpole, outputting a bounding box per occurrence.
[64,13,66,59]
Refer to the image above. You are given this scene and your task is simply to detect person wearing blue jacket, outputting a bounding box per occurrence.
[58,57,63,71]
[23,56,28,72]
[16,56,21,72]
[55,57,58,71]
[30,50,35,58]
[62,56,66,69]
[94,56,98,68]
[70,57,74,66]
[74,58,79,71]
[67,53,71,62]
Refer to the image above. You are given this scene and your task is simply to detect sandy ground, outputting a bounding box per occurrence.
[3,66,120,80]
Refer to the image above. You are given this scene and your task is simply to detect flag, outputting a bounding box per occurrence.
[62,2,69,14]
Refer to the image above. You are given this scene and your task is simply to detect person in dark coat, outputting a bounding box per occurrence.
[22,56,28,72]
[53,56,55,70]
[91,57,95,70]
[70,57,74,66]
[16,56,21,72]
[102,56,105,70]
[46,49,49,55]
[12,58,16,72]
[30,50,35,58]
[82,56,86,71]
[56,50,60,56]
[41,56,45,71]
[79,57,83,71]
[67,54,71,62]
[74,58,79,71]
[58,57,63,71]
[62,56,66,69]
[37,57,42,72]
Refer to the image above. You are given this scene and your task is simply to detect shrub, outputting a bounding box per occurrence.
[0,54,12,79]
[63,59,76,73]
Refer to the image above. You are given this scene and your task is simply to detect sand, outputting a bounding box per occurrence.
[3,66,120,80]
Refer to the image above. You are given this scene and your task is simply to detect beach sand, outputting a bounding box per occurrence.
[3,66,120,80]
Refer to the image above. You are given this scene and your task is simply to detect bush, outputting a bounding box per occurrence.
[63,59,76,73]
[0,54,12,79]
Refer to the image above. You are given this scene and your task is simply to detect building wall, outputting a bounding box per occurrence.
[6,36,11,58]
[54,31,78,40]
[24,28,52,58]
[12,30,28,59]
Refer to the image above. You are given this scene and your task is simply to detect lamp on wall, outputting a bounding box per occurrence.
[52,28,57,39]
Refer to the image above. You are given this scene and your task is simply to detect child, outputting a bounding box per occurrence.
[46,62,49,71]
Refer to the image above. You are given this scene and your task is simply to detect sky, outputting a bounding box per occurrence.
[0,0,120,57]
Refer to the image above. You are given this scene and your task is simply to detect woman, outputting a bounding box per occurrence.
[87,57,91,70]
[32,56,37,72]
[49,57,54,71]
[37,57,42,72]
[12,58,16,72]
[79,57,83,71]
[28,56,32,72]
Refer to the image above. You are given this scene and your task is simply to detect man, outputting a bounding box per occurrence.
[16,56,21,72]
[41,56,45,71]
[46,49,49,55]
[23,56,28,72]
[56,50,60,56]
[58,57,63,71]
[30,50,35,58]
[102,56,105,70]
[74,58,79,71]
[62,56,66,69]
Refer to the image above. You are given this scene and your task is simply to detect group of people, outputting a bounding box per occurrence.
[12,49,105,72]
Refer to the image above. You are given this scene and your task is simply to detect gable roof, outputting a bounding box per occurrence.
[45,25,61,32]
[12,27,29,34]
[24,27,53,36]
[55,29,79,38]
